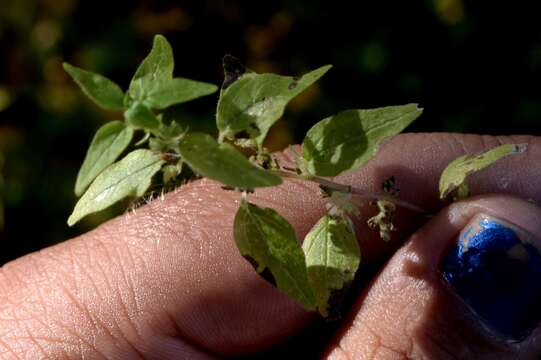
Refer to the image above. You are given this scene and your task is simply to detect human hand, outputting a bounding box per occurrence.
[1,133,540,359]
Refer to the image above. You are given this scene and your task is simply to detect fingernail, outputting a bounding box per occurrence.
[442,214,541,342]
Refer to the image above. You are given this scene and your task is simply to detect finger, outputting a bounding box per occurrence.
[333,133,541,264]
[0,134,539,358]
[326,195,541,359]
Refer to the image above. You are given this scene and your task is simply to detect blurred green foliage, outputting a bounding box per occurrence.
[0,0,540,264]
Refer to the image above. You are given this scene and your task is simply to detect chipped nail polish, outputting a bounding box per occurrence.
[442,215,541,342]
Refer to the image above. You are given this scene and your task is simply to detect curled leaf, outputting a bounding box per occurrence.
[63,63,124,111]
[439,143,527,200]
[367,200,397,242]
[301,104,422,177]
[302,215,360,317]
[216,65,332,145]
[382,176,399,197]
[222,54,246,89]
[68,149,164,226]
[75,121,134,196]
[234,200,316,309]
[178,132,282,189]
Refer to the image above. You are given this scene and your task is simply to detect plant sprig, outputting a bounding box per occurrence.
[65,34,527,317]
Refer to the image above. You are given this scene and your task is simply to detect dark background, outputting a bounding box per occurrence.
[1,0,540,265]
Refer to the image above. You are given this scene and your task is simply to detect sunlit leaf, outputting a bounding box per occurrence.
[63,63,124,111]
[128,34,174,102]
[68,149,164,226]
[144,78,218,109]
[178,132,282,188]
[303,215,360,317]
[439,143,527,199]
[234,200,316,309]
[301,104,422,177]
[216,65,332,146]
[75,121,134,196]
[124,102,160,130]
[127,34,216,109]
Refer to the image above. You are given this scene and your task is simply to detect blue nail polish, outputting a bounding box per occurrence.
[442,216,541,341]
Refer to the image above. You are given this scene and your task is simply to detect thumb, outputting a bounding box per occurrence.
[327,195,541,359]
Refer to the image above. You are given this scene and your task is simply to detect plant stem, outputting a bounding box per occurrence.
[272,169,430,215]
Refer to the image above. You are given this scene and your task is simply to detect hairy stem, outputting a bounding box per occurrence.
[272,169,430,215]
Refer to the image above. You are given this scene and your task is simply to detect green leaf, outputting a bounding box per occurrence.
[126,34,216,109]
[75,121,134,196]
[149,120,187,152]
[303,215,360,317]
[178,132,282,188]
[144,78,218,109]
[216,65,332,146]
[456,183,470,200]
[301,104,422,177]
[162,163,182,184]
[439,143,527,200]
[68,149,164,226]
[124,102,160,130]
[128,34,174,102]
[234,200,316,309]
[63,63,124,111]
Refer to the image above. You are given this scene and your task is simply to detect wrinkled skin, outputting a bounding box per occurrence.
[1,133,540,359]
